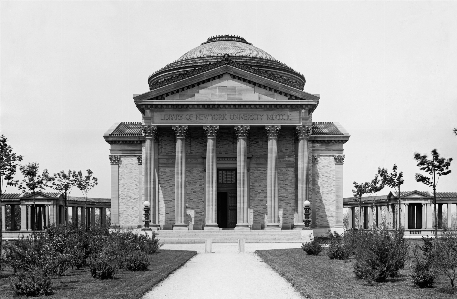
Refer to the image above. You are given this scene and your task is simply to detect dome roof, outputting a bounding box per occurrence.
[148,35,306,91]
[177,36,276,61]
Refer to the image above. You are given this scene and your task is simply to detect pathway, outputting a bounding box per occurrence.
[142,243,303,299]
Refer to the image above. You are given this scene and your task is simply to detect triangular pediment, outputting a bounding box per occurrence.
[134,65,319,105]
[164,75,288,102]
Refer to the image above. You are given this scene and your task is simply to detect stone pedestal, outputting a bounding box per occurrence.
[266,125,280,228]
[235,125,250,229]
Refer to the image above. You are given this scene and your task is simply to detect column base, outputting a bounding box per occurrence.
[265,223,281,230]
[204,224,220,230]
[235,224,250,230]
[173,224,188,231]
[293,223,306,230]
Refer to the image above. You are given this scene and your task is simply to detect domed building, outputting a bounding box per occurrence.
[104,35,350,236]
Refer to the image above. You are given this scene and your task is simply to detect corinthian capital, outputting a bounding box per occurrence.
[296,125,312,140]
[142,125,157,138]
[265,125,281,139]
[109,155,121,165]
[334,154,345,165]
[234,125,250,138]
[203,126,219,138]
[172,125,188,138]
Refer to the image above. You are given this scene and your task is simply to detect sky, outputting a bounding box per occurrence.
[1,1,456,199]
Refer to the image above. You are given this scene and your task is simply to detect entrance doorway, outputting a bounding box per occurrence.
[217,169,237,228]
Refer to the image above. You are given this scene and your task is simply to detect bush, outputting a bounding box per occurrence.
[10,268,53,296]
[89,249,118,280]
[411,236,436,288]
[124,250,150,271]
[353,227,408,282]
[302,240,322,255]
[327,231,351,260]
[433,230,457,289]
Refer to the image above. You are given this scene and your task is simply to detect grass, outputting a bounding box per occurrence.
[0,249,196,299]
[256,243,456,299]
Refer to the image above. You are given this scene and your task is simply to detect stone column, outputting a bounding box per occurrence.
[142,125,159,228]
[203,125,219,230]
[172,125,188,230]
[81,207,86,229]
[295,125,311,228]
[334,154,345,230]
[90,208,96,228]
[101,207,106,227]
[1,205,6,231]
[422,204,426,229]
[72,206,78,226]
[20,205,27,231]
[404,203,409,230]
[447,203,453,229]
[265,125,280,229]
[235,125,250,230]
[347,207,353,229]
[109,155,121,227]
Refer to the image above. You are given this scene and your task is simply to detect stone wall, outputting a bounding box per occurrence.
[119,156,140,227]
[158,167,174,225]
[312,156,336,228]
[186,168,205,226]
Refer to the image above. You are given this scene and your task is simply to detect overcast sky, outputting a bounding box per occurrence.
[1,1,456,199]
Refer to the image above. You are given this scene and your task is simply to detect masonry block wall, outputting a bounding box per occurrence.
[312,156,336,228]
[249,127,268,226]
[119,156,140,227]
[278,127,296,226]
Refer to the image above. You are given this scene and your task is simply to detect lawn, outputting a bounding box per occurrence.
[256,245,455,299]
[0,249,196,299]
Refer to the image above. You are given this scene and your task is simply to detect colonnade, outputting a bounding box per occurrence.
[1,203,109,231]
[142,124,312,230]
[346,202,456,230]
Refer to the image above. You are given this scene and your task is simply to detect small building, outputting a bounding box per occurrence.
[344,190,457,236]
[104,35,350,235]
[1,192,110,238]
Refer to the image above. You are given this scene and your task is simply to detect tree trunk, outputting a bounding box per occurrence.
[433,169,437,239]
[398,186,401,230]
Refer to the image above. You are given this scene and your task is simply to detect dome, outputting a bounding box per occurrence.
[177,36,276,61]
[148,35,306,91]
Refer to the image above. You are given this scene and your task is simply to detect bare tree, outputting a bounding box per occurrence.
[0,135,23,261]
[414,149,453,238]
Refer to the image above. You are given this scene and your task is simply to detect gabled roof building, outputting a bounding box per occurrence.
[104,35,350,235]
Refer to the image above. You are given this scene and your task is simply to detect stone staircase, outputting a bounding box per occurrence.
[154,229,313,244]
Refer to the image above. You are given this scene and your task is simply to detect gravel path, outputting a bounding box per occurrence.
[142,243,303,299]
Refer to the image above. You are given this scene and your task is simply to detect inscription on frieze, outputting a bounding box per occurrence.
[152,109,300,125]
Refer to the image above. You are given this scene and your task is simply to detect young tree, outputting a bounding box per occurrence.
[51,170,77,225]
[352,181,370,229]
[0,135,23,261]
[414,149,453,238]
[74,169,98,228]
[17,163,52,230]
[379,165,404,229]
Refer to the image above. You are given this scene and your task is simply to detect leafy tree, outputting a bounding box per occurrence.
[51,170,77,225]
[0,135,23,258]
[454,128,456,136]
[74,170,98,228]
[379,165,404,229]
[433,230,457,289]
[17,163,52,230]
[414,149,453,238]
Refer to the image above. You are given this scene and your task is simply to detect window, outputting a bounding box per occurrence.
[218,170,236,184]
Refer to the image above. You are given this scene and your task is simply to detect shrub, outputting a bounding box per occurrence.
[433,229,457,289]
[327,231,351,260]
[89,249,118,280]
[353,227,408,282]
[125,250,150,271]
[411,236,436,288]
[10,268,53,296]
[302,240,322,255]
